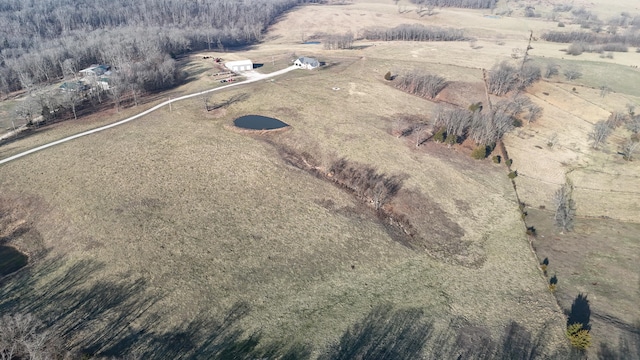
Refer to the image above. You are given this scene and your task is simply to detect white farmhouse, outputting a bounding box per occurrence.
[294,57,320,70]
[225,59,253,72]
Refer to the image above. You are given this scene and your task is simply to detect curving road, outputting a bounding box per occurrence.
[0,65,298,166]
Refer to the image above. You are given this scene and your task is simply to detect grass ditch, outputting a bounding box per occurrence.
[259,134,484,267]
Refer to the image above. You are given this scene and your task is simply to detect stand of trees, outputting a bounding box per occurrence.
[362,24,466,42]
[0,0,319,97]
[0,313,66,359]
[566,42,628,55]
[487,61,541,96]
[432,95,538,146]
[541,31,640,47]
[323,32,355,50]
[394,70,448,99]
[409,0,497,9]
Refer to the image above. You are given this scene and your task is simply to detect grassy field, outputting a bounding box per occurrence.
[1,0,639,358]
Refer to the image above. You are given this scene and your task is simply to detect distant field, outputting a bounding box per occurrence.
[1,0,639,358]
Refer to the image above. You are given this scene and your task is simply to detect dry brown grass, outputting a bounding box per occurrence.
[4,0,640,357]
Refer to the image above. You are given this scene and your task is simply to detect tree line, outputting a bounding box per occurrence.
[0,0,318,96]
[566,42,628,55]
[409,0,497,9]
[362,24,466,42]
[541,31,640,47]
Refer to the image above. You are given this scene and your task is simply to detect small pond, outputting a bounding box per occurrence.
[234,115,289,130]
[0,245,28,276]
[303,41,321,45]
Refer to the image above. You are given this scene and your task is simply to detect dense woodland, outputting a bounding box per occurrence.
[0,0,318,97]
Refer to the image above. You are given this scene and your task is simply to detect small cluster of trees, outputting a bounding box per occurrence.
[542,31,640,47]
[589,111,630,149]
[563,65,583,80]
[409,0,497,9]
[394,70,447,99]
[566,42,628,55]
[487,61,541,96]
[588,109,640,160]
[362,24,466,42]
[328,158,404,210]
[431,95,542,148]
[323,32,354,50]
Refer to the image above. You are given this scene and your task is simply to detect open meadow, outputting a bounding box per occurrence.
[1,0,639,358]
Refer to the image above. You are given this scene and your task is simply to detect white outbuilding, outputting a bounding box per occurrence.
[225,59,253,72]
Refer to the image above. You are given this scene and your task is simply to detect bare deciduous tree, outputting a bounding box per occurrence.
[626,115,640,133]
[14,95,40,126]
[370,181,390,210]
[488,61,518,96]
[589,120,613,149]
[0,313,63,360]
[621,139,639,161]
[564,65,583,80]
[553,181,576,232]
[524,104,543,124]
[61,88,82,120]
[544,61,559,78]
[413,123,430,147]
[599,84,612,98]
[433,105,471,139]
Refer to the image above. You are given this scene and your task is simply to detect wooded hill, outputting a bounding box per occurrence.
[0,0,318,95]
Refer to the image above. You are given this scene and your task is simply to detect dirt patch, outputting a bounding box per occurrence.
[206,107,227,119]
[436,81,486,108]
[391,189,481,267]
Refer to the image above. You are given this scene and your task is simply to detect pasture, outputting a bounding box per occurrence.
[1,0,639,357]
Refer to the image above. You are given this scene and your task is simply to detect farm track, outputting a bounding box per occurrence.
[0,66,298,166]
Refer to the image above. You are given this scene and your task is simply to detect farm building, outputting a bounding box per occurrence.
[225,59,253,72]
[59,81,89,92]
[294,57,319,70]
[79,64,110,77]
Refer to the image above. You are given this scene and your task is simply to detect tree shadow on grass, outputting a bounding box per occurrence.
[100,301,312,359]
[0,256,311,359]
[598,337,640,360]
[0,257,162,353]
[566,293,591,331]
[319,305,432,360]
[597,322,640,360]
[0,258,600,360]
[320,305,572,360]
